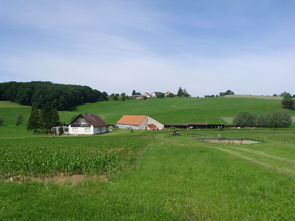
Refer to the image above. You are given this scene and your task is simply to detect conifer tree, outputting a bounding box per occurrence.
[27,105,41,131]
[41,102,59,131]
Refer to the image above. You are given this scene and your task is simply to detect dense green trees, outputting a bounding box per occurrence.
[0,81,108,110]
[177,87,190,97]
[219,90,235,96]
[233,111,292,128]
[27,103,59,132]
[233,112,257,127]
[282,93,294,110]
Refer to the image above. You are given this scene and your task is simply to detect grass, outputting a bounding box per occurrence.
[0,129,295,220]
[0,98,295,219]
[59,97,295,124]
[0,133,149,178]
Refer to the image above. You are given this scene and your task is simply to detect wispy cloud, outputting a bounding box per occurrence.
[0,0,294,95]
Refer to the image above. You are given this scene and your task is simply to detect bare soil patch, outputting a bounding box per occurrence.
[203,138,260,144]
[2,174,109,185]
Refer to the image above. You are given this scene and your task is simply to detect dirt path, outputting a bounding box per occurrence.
[207,145,295,176]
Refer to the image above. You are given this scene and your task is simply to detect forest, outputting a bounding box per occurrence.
[0,81,108,110]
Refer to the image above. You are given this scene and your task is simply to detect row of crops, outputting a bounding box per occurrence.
[0,135,150,178]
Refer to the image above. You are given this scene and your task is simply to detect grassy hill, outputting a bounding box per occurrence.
[1,97,294,130]
[59,97,295,125]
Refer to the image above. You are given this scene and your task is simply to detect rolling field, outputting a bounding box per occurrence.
[59,97,295,125]
[0,129,295,220]
[0,98,295,220]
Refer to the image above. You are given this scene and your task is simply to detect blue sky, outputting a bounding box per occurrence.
[0,0,294,96]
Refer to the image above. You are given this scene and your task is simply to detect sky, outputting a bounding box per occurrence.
[0,0,294,96]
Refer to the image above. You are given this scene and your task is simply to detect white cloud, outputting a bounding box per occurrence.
[0,0,295,96]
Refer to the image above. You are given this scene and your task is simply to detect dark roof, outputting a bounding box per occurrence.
[71,113,107,127]
[188,122,208,126]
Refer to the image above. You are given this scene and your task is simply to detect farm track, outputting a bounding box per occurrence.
[226,146,295,164]
[207,145,295,176]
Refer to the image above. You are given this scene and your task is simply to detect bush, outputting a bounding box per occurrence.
[269,111,292,128]
[58,127,64,135]
[257,113,272,127]
[234,111,292,128]
[282,93,294,110]
[0,117,3,126]
[15,114,23,126]
[233,112,257,127]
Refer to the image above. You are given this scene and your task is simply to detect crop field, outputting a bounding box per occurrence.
[0,129,294,220]
[0,134,149,178]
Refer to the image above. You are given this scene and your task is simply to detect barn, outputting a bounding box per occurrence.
[68,113,108,135]
[116,115,164,130]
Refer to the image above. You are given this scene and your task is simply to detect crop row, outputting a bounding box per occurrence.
[0,135,150,178]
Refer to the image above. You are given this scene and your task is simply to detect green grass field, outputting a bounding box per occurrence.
[59,97,295,125]
[0,98,295,220]
[0,129,294,220]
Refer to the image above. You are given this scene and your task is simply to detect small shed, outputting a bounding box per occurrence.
[116,115,164,130]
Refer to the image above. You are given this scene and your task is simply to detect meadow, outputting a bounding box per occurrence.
[0,98,295,220]
[0,129,295,220]
[59,96,295,124]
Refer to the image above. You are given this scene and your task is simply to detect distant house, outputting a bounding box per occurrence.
[151,92,160,98]
[165,91,175,97]
[130,95,145,100]
[116,115,164,130]
[143,92,151,98]
[68,113,108,135]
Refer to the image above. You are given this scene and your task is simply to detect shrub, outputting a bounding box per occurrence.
[257,113,272,127]
[234,111,292,128]
[269,111,292,128]
[282,93,294,110]
[15,114,23,126]
[58,127,64,135]
[233,112,257,127]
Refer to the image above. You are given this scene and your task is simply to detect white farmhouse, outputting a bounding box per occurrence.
[68,113,108,135]
[116,115,164,130]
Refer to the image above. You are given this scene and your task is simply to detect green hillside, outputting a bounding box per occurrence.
[59,97,294,124]
[1,97,294,130]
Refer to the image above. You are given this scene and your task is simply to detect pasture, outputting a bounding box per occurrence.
[0,129,294,220]
[59,97,295,124]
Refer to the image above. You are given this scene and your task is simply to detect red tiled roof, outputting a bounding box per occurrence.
[117,115,147,126]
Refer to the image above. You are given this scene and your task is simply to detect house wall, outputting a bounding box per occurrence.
[116,124,140,130]
[93,126,108,134]
[147,117,164,130]
[68,125,94,135]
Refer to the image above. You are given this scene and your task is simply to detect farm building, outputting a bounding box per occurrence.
[164,123,225,129]
[68,113,108,135]
[116,115,164,130]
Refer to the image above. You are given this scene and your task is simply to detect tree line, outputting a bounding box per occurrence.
[233,111,292,128]
[0,81,108,110]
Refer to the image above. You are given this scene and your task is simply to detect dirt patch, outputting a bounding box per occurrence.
[34,174,86,185]
[203,138,260,144]
[2,174,109,185]
[107,147,125,153]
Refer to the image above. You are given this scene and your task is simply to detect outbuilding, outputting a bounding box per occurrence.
[68,113,108,135]
[116,115,164,130]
